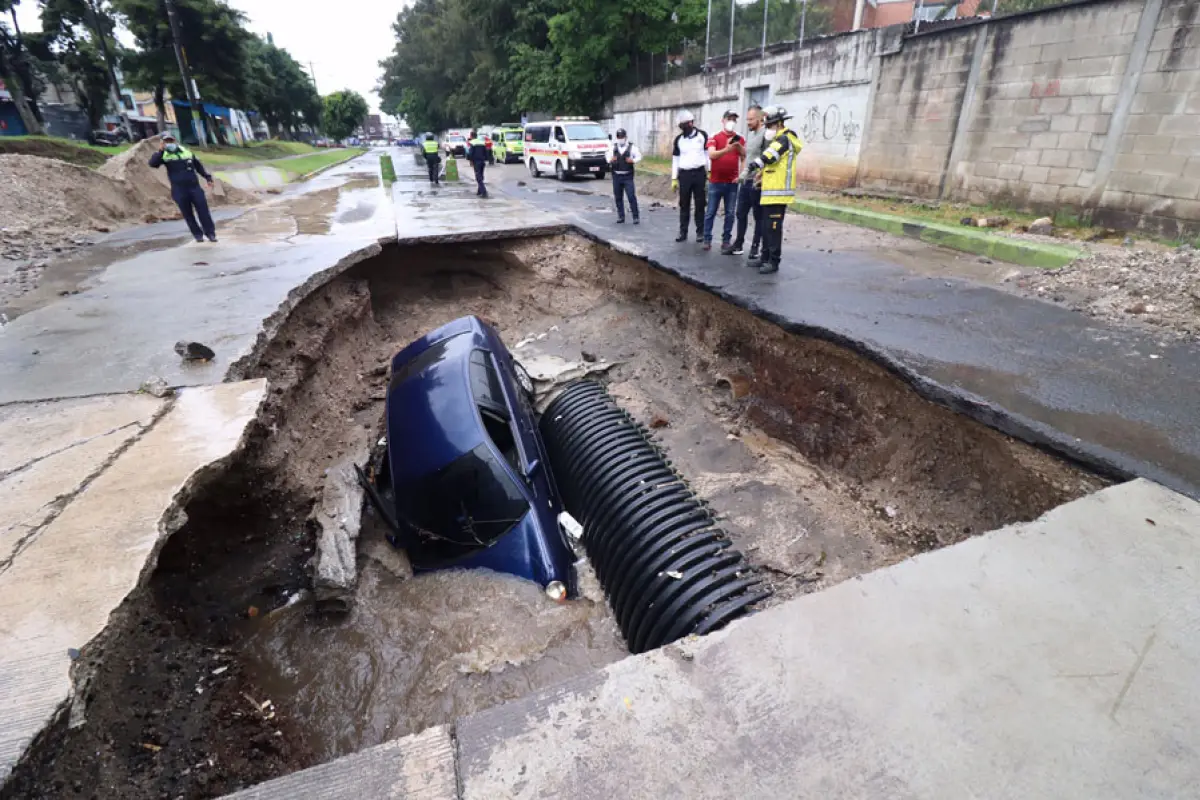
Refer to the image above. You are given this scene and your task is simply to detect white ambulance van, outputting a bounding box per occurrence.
[523,117,610,180]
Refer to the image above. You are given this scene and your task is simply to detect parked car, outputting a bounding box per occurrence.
[359,315,576,598]
[88,128,128,146]
[444,134,467,158]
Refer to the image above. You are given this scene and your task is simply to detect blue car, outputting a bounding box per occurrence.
[360,316,577,598]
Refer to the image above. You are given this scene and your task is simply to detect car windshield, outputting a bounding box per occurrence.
[449,136,465,143]
[505,131,523,141]
[564,123,607,141]
[401,443,530,546]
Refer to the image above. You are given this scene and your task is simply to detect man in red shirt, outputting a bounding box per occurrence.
[702,110,744,251]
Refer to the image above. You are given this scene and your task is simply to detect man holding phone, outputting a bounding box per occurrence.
[702,110,743,252]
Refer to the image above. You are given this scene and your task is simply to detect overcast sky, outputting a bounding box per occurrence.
[15,0,401,115]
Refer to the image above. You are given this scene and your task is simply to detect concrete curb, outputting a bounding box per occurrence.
[793,199,1083,268]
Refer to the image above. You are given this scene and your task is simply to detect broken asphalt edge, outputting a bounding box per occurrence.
[570,226,1193,500]
[792,199,1084,268]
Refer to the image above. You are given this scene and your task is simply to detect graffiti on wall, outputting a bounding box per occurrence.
[798,104,861,154]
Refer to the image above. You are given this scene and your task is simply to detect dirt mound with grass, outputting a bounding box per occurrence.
[0,137,109,168]
[0,154,145,233]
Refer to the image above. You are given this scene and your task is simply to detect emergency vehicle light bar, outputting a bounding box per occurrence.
[554,116,590,121]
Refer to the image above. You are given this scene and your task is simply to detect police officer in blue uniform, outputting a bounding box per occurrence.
[148,133,218,242]
[467,129,489,198]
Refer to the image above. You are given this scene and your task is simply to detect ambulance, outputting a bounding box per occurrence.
[523,117,610,180]
[492,123,525,164]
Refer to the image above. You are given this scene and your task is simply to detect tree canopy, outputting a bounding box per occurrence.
[321,89,368,141]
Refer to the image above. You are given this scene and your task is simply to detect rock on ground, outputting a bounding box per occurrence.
[1022,244,1200,339]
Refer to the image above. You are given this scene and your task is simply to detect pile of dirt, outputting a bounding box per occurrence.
[0,137,108,168]
[1022,244,1200,339]
[99,138,255,214]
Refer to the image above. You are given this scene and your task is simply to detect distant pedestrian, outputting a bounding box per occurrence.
[703,110,743,251]
[422,133,442,185]
[467,129,489,198]
[730,104,765,261]
[671,110,708,243]
[747,105,804,274]
[608,128,642,224]
[149,133,217,243]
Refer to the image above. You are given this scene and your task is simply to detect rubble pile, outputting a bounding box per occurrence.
[1024,244,1200,338]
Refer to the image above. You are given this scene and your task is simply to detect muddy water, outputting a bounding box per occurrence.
[243,558,625,761]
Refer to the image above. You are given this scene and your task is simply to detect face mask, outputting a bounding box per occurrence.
[616,138,626,144]
[724,120,736,132]
[764,129,777,141]
[165,143,179,152]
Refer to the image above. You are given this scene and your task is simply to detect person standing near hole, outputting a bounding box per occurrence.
[467,129,489,198]
[703,110,743,252]
[729,104,765,261]
[422,133,442,185]
[670,110,708,243]
[149,133,217,243]
[746,105,803,274]
[609,128,642,224]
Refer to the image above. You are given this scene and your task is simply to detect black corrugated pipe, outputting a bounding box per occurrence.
[540,381,769,653]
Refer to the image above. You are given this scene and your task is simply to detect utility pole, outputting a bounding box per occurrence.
[797,0,809,48]
[164,0,207,146]
[728,0,735,67]
[761,0,769,59]
[83,0,133,140]
[704,0,712,69]
[309,62,319,94]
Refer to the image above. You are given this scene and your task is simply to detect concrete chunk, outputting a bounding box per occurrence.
[0,380,266,781]
[456,480,1200,799]
[312,438,371,611]
[221,725,458,800]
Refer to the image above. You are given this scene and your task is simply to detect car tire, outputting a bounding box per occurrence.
[596,169,606,180]
[529,158,540,178]
[555,161,566,181]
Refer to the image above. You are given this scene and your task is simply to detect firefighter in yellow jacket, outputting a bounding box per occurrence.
[746,105,804,274]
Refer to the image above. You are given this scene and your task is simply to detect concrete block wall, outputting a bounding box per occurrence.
[1099,0,1200,235]
[609,31,881,187]
[947,1,1141,209]
[856,31,977,195]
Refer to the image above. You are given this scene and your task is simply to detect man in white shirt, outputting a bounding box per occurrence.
[608,128,643,224]
[671,109,708,243]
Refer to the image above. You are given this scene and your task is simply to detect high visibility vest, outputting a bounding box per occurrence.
[162,146,196,162]
[423,139,438,154]
[469,138,484,147]
[759,127,804,206]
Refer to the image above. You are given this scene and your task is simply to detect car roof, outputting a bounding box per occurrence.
[386,316,496,481]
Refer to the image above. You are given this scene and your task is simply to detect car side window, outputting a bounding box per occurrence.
[554,126,566,143]
[469,350,520,473]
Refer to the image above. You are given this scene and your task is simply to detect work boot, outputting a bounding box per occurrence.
[193,237,204,243]
[616,217,626,224]
[206,235,218,243]
[675,232,688,242]
[745,253,761,268]
[633,217,640,225]
[758,261,779,275]
[695,234,704,243]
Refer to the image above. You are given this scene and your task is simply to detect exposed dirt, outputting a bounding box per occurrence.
[3,234,1104,798]
[0,137,109,167]
[0,140,253,312]
[1018,243,1200,340]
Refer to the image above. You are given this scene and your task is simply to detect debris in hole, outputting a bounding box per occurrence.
[139,376,173,398]
[885,505,898,519]
[581,350,597,362]
[650,415,670,429]
[174,340,216,362]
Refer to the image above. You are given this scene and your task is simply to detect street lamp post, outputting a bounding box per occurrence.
[164,0,207,146]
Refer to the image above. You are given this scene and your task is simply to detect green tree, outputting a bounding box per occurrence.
[39,0,131,133]
[321,89,368,140]
[243,34,321,138]
[0,1,46,132]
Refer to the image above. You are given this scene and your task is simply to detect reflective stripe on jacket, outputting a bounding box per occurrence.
[759,127,804,206]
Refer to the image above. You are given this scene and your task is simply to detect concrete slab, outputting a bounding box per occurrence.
[456,479,1200,799]
[221,725,458,800]
[391,148,566,243]
[0,156,393,405]
[0,380,266,781]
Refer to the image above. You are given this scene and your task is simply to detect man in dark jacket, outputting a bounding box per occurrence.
[467,129,489,198]
[148,133,218,242]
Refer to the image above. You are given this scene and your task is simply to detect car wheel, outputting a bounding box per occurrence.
[555,161,566,181]
[596,169,606,180]
[529,158,540,178]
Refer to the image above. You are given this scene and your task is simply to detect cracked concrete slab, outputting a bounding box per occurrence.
[455,479,1200,799]
[0,395,164,564]
[221,725,458,800]
[0,380,266,782]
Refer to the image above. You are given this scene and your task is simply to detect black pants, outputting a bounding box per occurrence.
[761,204,787,265]
[677,168,706,237]
[734,181,762,253]
[612,172,639,220]
[425,152,441,183]
[172,184,215,240]
[473,162,487,197]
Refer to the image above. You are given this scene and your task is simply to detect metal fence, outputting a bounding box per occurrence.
[703,0,836,67]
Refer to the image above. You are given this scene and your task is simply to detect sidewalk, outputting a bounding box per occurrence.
[493,168,1200,499]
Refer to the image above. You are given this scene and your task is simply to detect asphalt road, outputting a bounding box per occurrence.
[490,165,1200,499]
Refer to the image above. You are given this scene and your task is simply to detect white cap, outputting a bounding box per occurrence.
[676,109,695,124]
